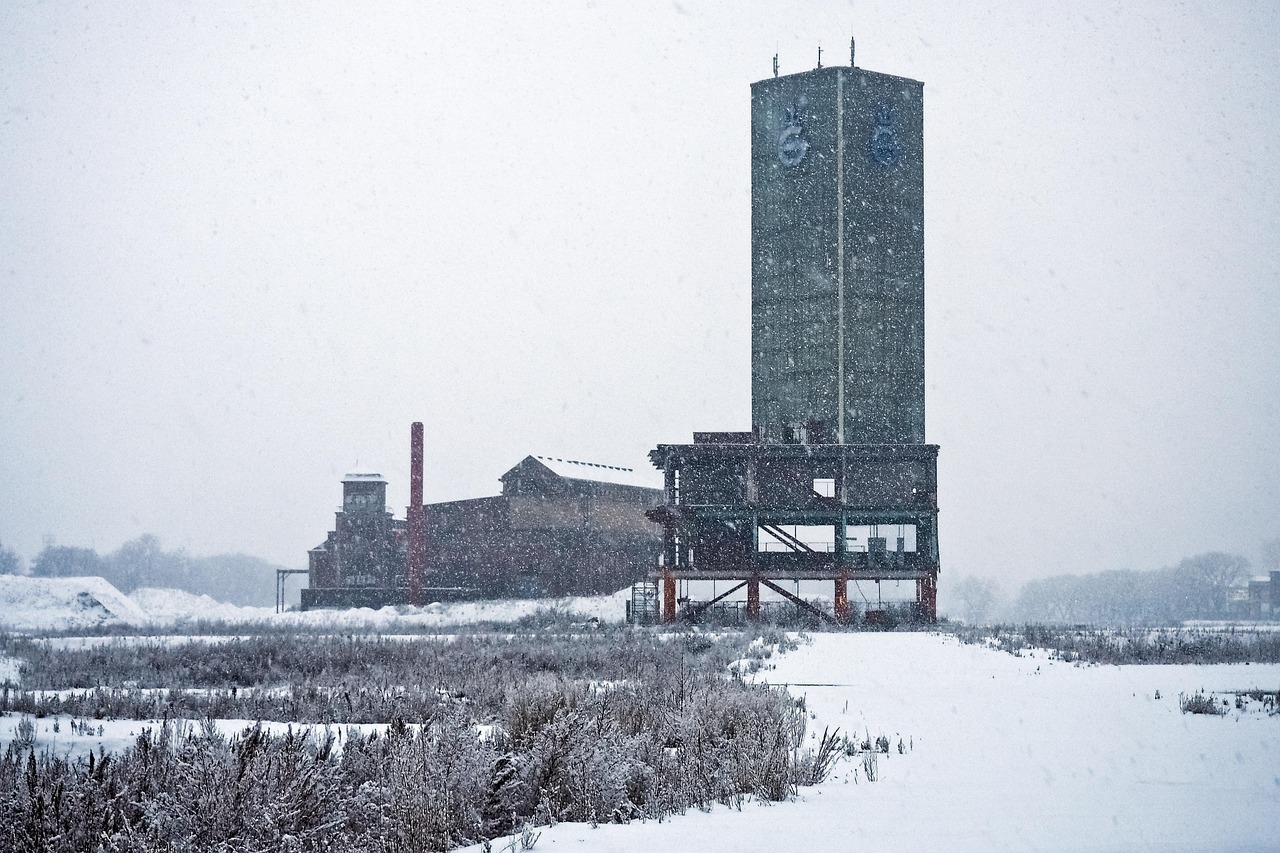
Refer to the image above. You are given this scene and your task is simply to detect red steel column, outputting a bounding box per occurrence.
[746,577,761,621]
[662,570,677,623]
[834,575,849,623]
[407,422,427,607]
[917,574,937,622]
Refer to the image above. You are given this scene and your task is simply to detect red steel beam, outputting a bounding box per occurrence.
[746,577,760,621]
[662,570,677,622]
[916,573,937,622]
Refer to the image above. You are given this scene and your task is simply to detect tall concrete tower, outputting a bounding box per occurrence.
[751,62,924,445]
[646,47,939,625]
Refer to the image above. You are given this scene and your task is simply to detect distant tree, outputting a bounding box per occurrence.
[1012,551,1252,625]
[30,544,105,578]
[0,540,22,575]
[1174,552,1248,617]
[184,552,281,606]
[951,576,1001,624]
[22,533,284,604]
[104,534,191,592]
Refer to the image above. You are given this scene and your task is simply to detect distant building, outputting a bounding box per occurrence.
[1227,571,1279,620]
[305,470,406,609]
[303,455,661,609]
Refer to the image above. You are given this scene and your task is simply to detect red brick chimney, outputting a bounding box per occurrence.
[406,421,426,606]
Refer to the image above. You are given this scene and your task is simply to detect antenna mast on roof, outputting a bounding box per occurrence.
[850,36,856,67]
[817,44,823,69]
[772,53,778,77]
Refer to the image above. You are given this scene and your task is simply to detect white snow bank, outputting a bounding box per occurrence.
[0,575,148,631]
[129,587,274,624]
[1182,619,1280,632]
[0,712,395,760]
[402,586,633,627]
[131,585,634,629]
[1,576,632,633]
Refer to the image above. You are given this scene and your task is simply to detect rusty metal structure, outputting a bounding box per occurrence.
[647,45,940,623]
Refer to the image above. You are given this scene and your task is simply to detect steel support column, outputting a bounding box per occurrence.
[917,573,937,622]
[746,577,760,621]
[663,570,677,623]
[834,575,849,623]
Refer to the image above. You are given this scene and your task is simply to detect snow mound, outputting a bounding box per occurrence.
[129,587,275,624]
[396,587,633,627]
[1,579,633,633]
[137,587,633,629]
[0,575,149,631]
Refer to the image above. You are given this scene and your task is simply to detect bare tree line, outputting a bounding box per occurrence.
[0,535,281,607]
[949,540,1279,627]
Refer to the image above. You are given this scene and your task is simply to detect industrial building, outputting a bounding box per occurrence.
[304,42,939,620]
[427,455,662,598]
[302,431,662,609]
[644,43,941,624]
[1229,572,1280,620]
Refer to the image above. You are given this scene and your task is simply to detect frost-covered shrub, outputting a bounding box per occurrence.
[792,727,842,786]
[523,709,643,824]
[862,747,879,782]
[13,716,34,749]
[1179,692,1225,716]
[351,711,494,852]
[0,628,838,852]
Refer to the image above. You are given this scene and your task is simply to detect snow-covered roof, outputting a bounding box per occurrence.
[342,469,386,483]
[532,455,662,491]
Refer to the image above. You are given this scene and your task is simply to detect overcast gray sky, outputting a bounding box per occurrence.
[2,1,1277,585]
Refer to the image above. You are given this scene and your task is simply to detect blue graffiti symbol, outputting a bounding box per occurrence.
[869,103,901,168]
[777,103,809,167]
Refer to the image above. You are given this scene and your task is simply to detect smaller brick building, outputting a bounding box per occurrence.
[305,470,407,609]
[304,455,661,609]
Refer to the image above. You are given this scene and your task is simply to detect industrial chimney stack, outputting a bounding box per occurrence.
[406,422,427,606]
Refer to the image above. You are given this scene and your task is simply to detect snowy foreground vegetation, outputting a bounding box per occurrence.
[1,579,1278,852]
[0,629,844,852]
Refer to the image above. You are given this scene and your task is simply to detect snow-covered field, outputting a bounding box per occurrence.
[7,632,1272,850]
[3,576,1278,851]
[457,632,1280,853]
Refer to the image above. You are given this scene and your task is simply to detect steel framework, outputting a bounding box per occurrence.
[275,568,309,614]
[647,436,939,623]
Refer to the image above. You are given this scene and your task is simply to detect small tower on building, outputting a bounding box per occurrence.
[306,469,406,607]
